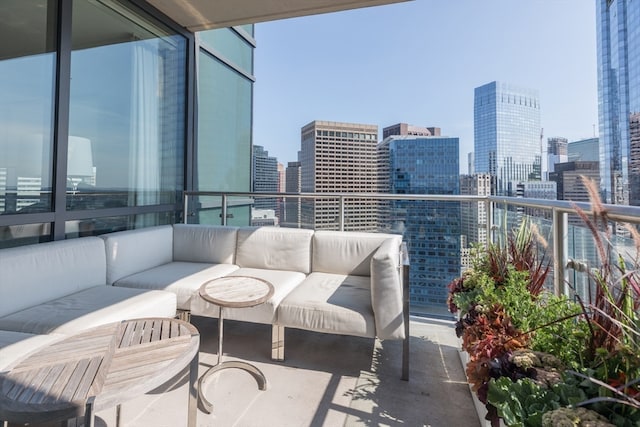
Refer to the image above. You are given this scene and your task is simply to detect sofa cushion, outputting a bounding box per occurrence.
[190,267,306,324]
[0,237,107,318]
[371,238,405,340]
[101,225,174,285]
[173,224,238,264]
[0,286,176,335]
[235,227,313,273]
[276,272,375,338]
[312,231,401,276]
[114,261,239,310]
[0,330,66,371]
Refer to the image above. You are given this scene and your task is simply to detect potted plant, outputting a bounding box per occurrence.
[448,177,640,427]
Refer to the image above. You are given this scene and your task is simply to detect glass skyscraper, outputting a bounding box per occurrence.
[252,145,278,210]
[474,81,542,196]
[381,135,460,311]
[596,0,640,206]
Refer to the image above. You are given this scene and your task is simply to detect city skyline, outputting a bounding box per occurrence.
[253,0,598,172]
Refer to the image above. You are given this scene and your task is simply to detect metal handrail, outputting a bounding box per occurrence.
[183,190,640,297]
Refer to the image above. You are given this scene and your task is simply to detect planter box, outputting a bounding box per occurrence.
[458,347,506,427]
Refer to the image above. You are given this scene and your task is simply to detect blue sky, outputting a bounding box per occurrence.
[252,0,598,173]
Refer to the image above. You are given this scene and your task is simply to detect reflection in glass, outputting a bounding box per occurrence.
[65,211,175,239]
[197,53,252,196]
[0,223,52,249]
[198,28,253,74]
[68,0,186,216]
[0,0,56,215]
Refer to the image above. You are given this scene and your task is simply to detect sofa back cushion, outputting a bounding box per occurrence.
[235,227,313,273]
[0,237,107,317]
[312,231,401,276]
[173,224,238,264]
[101,225,173,284]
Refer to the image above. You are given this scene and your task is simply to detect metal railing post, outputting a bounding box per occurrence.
[552,208,567,297]
[221,195,228,226]
[485,198,492,250]
[338,195,345,231]
[183,193,189,224]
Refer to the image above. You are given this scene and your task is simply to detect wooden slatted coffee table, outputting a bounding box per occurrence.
[0,317,200,427]
[197,276,274,414]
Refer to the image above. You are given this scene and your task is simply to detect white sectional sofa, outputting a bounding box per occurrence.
[101,224,409,378]
[0,224,409,379]
[0,237,177,370]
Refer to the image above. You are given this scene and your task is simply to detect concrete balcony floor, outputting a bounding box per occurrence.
[23,316,481,427]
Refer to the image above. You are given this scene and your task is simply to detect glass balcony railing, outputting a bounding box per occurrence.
[184,191,640,318]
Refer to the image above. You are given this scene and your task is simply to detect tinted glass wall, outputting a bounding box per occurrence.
[68,1,186,220]
[193,27,254,226]
[0,0,188,247]
[0,1,57,244]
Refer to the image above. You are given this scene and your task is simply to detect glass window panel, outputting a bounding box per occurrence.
[0,0,56,215]
[198,28,253,74]
[0,223,52,249]
[236,24,254,38]
[68,0,186,212]
[197,53,252,196]
[65,211,175,238]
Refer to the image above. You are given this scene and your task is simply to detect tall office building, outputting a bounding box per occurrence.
[568,137,600,162]
[597,0,640,206]
[283,161,301,228]
[382,123,441,139]
[474,81,542,196]
[468,152,475,175]
[630,113,640,205]
[276,162,286,223]
[381,134,460,310]
[252,145,278,211]
[300,121,379,231]
[460,174,491,247]
[378,123,442,232]
[459,174,490,273]
[550,161,600,204]
[547,137,568,175]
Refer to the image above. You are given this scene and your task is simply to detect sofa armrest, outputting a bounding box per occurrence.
[370,238,405,340]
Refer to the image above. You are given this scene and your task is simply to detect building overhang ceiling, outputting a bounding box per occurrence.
[144,0,410,32]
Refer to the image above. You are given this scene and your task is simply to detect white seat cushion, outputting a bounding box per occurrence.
[114,262,239,310]
[0,286,177,335]
[101,225,174,285]
[235,227,313,273]
[276,272,375,338]
[191,267,306,324]
[312,231,400,276]
[0,330,66,371]
[173,224,238,264]
[0,237,107,318]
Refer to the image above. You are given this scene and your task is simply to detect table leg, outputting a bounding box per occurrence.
[197,306,268,414]
[217,306,224,365]
[84,396,95,427]
[188,351,199,427]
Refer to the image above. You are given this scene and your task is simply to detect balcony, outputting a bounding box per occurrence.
[2,192,640,426]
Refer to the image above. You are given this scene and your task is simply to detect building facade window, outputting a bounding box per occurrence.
[68,0,187,220]
[193,27,255,226]
[0,0,196,247]
[0,1,57,220]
